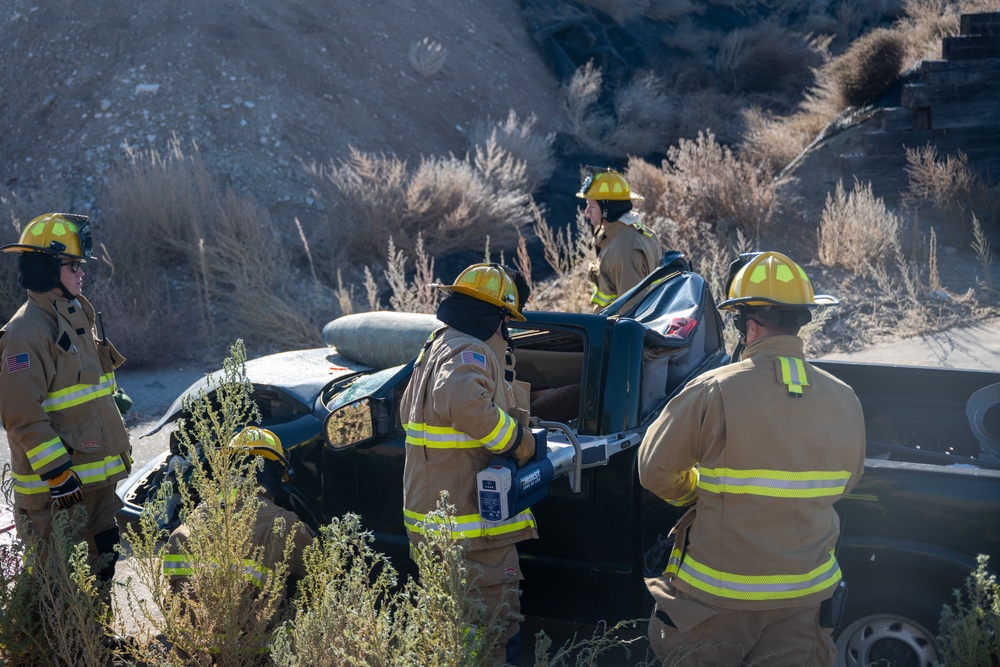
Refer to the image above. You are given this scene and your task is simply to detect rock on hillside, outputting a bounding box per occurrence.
[0,0,564,223]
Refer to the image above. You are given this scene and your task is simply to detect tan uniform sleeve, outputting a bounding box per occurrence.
[0,330,73,479]
[638,377,720,506]
[433,350,523,455]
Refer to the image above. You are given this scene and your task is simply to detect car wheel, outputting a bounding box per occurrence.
[835,614,939,667]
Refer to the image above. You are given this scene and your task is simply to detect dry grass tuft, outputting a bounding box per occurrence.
[903,145,1000,246]
[409,37,448,78]
[826,28,906,108]
[818,179,901,273]
[307,146,533,270]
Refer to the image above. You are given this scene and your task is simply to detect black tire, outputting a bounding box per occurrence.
[834,582,941,667]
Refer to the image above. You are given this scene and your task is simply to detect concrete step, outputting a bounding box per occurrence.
[928,101,1000,129]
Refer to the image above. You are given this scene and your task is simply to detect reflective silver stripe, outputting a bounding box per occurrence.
[677,551,841,600]
[698,467,851,498]
[480,411,517,452]
[26,437,68,471]
[403,508,536,539]
[42,374,117,412]
[777,356,808,396]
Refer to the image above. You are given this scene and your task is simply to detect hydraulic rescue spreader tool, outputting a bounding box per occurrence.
[476,421,641,522]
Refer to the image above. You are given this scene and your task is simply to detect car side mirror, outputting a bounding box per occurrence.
[324,398,376,450]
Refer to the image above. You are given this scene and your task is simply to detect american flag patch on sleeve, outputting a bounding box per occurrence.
[5,353,30,373]
[460,350,487,371]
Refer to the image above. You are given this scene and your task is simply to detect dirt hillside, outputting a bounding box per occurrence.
[0,0,564,223]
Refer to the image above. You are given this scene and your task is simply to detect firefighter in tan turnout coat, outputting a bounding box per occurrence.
[578,168,661,312]
[402,263,537,666]
[0,213,131,588]
[639,252,866,666]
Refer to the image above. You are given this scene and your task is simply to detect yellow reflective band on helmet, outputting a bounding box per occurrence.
[42,373,117,412]
[404,409,518,453]
[677,550,841,601]
[697,466,852,498]
[590,286,617,307]
[12,454,129,496]
[403,507,536,540]
[777,356,808,397]
[26,436,69,471]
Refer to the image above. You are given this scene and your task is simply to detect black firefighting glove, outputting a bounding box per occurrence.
[48,469,84,509]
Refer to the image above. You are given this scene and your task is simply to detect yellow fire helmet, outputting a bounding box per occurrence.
[576,169,643,201]
[229,427,292,473]
[1,213,93,259]
[717,251,839,310]
[432,263,526,321]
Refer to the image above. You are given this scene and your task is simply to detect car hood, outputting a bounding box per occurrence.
[143,347,370,437]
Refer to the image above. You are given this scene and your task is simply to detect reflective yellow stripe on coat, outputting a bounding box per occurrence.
[41,373,117,412]
[590,287,617,308]
[404,411,518,453]
[403,507,536,540]
[698,467,852,498]
[162,553,270,589]
[10,454,128,496]
[674,550,841,601]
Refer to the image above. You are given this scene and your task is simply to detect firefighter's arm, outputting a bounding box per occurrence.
[638,378,716,506]
[435,352,523,456]
[0,336,75,481]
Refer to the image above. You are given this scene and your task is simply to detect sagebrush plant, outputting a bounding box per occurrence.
[0,507,118,667]
[470,110,557,195]
[935,554,1000,666]
[562,62,673,159]
[628,130,778,244]
[818,179,901,273]
[123,339,301,666]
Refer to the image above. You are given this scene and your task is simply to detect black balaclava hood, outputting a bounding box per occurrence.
[17,252,62,293]
[436,292,506,341]
[601,199,633,223]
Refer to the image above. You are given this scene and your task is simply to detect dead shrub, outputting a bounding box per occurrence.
[629,130,779,244]
[826,28,906,108]
[903,145,1000,244]
[308,146,533,269]
[470,110,556,194]
[603,71,674,157]
[662,17,719,55]
[562,63,673,158]
[715,22,825,97]
[818,179,901,273]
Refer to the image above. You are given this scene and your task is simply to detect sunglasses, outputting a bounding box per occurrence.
[61,260,84,273]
